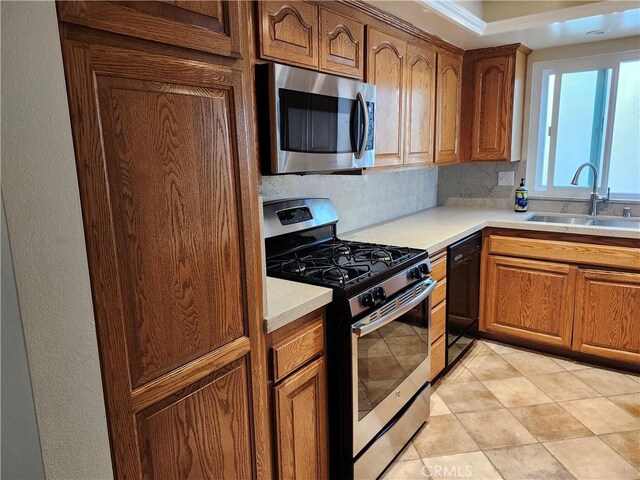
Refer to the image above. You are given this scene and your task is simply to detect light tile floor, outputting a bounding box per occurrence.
[383,340,640,480]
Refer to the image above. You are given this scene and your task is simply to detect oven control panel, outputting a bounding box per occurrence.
[353,260,432,315]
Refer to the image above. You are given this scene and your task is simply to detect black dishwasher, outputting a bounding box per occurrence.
[446,232,482,368]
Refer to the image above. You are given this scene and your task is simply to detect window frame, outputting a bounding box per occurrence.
[526,50,640,201]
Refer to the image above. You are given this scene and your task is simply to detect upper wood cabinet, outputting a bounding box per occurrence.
[57,1,241,57]
[259,1,319,69]
[573,269,640,364]
[435,52,463,164]
[405,44,437,166]
[366,27,407,168]
[58,13,269,477]
[319,8,364,79]
[484,255,577,349]
[463,44,531,161]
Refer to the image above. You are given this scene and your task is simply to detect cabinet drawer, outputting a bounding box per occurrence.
[431,301,446,341]
[272,318,324,382]
[430,256,447,282]
[429,335,446,381]
[432,279,446,307]
[489,235,640,271]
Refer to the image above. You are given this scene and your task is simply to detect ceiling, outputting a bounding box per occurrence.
[365,0,640,50]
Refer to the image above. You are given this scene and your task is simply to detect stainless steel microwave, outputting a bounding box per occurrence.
[257,63,376,174]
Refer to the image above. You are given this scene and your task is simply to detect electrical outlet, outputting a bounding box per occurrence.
[498,171,515,186]
[419,174,425,189]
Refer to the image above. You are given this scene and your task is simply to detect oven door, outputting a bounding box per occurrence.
[351,278,436,456]
[270,63,376,173]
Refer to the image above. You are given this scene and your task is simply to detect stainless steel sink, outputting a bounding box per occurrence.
[588,218,640,229]
[526,214,591,225]
[526,213,640,230]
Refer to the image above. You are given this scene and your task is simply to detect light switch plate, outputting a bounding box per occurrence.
[498,171,515,186]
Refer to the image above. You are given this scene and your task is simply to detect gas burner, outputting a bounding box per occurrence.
[323,267,350,283]
[317,241,353,259]
[283,259,306,274]
[370,249,392,263]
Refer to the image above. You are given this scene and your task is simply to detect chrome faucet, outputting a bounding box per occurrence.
[570,163,610,216]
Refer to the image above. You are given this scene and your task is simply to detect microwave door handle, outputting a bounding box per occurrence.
[355,92,368,159]
[351,278,437,337]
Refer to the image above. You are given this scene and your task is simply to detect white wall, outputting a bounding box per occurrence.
[1,2,113,478]
[260,168,439,234]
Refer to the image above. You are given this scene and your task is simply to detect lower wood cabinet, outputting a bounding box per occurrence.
[268,308,328,480]
[484,255,576,348]
[429,251,447,380]
[274,357,328,480]
[573,269,640,364]
[481,232,640,367]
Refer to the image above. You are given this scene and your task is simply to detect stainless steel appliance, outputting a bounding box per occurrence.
[256,63,376,173]
[264,198,436,479]
[446,232,482,368]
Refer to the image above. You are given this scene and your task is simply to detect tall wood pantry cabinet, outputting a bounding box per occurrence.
[56,1,270,478]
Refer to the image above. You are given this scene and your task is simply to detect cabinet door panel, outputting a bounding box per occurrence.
[573,270,640,363]
[319,8,364,79]
[259,1,319,69]
[471,55,512,160]
[60,25,267,478]
[435,52,462,164]
[275,357,328,480]
[484,256,576,348]
[366,27,406,167]
[406,44,436,165]
[57,0,241,57]
[138,360,251,479]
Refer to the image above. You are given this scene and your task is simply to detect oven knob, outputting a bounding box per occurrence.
[361,293,375,307]
[419,263,431,275]
[373,287,386,302]
[409,267,423,279]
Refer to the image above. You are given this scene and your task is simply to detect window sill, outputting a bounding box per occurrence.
[529,195,640,204]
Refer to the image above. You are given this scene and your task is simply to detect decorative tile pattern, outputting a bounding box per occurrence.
[383,340,640,480]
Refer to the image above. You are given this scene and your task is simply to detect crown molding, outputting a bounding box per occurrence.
[418,0,486,35]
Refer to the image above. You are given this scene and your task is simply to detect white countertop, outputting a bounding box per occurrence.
[264,206,640,332]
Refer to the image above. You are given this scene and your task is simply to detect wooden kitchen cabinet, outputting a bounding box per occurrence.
[366,27,407,167]
[268,308,328,480]
[435,52,463,164]
[258,1,319,69]
[429,251,447,380]
[57,0,242,57]
[573,269,640,364]
[319,8,364,79]
[57,5,270,476]
[484,255,577,349]
[463,44,530,161]
[405,43,437,166]
[275,357,328,480]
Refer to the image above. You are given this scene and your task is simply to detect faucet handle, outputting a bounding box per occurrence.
[598,187,610,202]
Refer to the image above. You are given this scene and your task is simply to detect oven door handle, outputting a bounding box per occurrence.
[351,278,437,337]
[355,92,368,159]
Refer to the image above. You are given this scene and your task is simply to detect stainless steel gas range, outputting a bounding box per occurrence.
[264,198,437,479]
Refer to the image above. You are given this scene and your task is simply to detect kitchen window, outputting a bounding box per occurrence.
[526,51,640,201]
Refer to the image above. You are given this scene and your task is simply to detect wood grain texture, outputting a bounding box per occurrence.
[319,7,364,78]
[58,10,270,477]
[484,255,576,348]
[572,269,640,364]
[430,254,447,282]
[431,301,446,342]
[432,278,447,307]
[405,43,436,166]
[489,235,640,271]
[366,26,406,167]
[435,52,462,164]
[259,1,319,69]
[272,318,324,382]
[56,0,241,57]
[470,55,512,160]
[275,356,328,480]
[429,334,446,381]
[137,360,252,479]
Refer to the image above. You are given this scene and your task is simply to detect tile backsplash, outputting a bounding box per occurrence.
[259,167,438,234]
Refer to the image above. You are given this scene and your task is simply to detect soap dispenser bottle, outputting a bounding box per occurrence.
[515,178,529,212]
